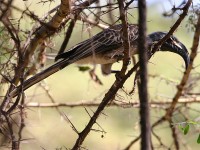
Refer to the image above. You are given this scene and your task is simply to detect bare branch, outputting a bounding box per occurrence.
[137,0,151,149]
[170,121,180,150]
[165,4,200,120]
[118,0,130,76]
[71,63,140,149]
[62,112,79,134]
[151,0,192,54]
[150,0,193,129]
[24,96,200,108]
[123,135,141,150]
[56,16,77,57]
[0,0,12,20]
[1,0,99,112]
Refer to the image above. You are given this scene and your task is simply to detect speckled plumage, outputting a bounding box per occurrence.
[55,24,189,74]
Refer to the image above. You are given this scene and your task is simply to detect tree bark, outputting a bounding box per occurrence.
[138,0,151,149]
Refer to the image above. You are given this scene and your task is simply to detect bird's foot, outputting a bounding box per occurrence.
[111,70,120,74]
[111,70,123,81]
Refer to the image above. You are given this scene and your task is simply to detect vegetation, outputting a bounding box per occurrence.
[0,0,200,149]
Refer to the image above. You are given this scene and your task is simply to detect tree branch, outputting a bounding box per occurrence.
[138,0,151,149]
[24,96,200,108]
[71,61,140,149]
[117,0,130,76]
[151,0,192,54]
[150,0,192,128]
[165,3,200,120]
[1,0,99,112]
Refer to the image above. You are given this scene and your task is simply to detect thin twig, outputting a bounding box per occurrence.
[62,112,79,134]
[123,135,141,150]
[24,96,200,108]
[169,120,180,150]
[56,16,77,57]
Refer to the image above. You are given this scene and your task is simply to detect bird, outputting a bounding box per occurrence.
[55,24,190,75]
[11,24,190,97]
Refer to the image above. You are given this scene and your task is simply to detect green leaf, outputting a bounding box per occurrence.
[77,66,91,72]
[183,124,190,135]
[197,134,200,144]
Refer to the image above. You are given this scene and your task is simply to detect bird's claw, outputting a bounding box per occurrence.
[112,71,123,81]
[110,70,122,80]
[111,70,120,74]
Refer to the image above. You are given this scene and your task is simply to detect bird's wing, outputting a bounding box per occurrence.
[55,24,139,63]
[55,27,123,63]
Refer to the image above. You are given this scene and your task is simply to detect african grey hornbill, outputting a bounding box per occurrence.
[55,24,190,74]
[11,24,190,96]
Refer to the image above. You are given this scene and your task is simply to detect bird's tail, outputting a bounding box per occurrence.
[10,59,71,98]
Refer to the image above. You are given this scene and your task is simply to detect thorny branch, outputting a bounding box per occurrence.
[56,18,77,57]
[71,1,134,149]
[24,96,200,108]
[165,2,199,120]
[126,0,194,149]
[151,0,192,54]
[152,0,199,128]
[1,0,70,112]
[0,0,12,20]
[2,0,100,103]
[0,0,199,150]
[117,0,131,76]
[0,0,99,111]
[0,0,99,149]
[71,63,140,150]
[166,11,200,150]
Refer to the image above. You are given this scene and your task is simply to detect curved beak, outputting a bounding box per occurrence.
[148,32,190,69]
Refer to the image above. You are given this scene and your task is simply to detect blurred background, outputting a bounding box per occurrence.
[0,0,200,149]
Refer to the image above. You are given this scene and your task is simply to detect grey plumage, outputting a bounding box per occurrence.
[55,24,190,74]
[10,24,190,97]
[55,24,139,74]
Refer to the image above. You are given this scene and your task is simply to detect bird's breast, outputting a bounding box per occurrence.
[76,55,116,65]
[75,46,138,65]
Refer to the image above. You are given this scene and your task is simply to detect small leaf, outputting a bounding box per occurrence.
[197,134,200,144]
[77,66,91,72]
[184,124,190,135]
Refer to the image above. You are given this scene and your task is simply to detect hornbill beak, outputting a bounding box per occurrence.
[148,32,190,69]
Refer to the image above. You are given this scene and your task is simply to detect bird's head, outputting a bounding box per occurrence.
[147,32,190,69]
